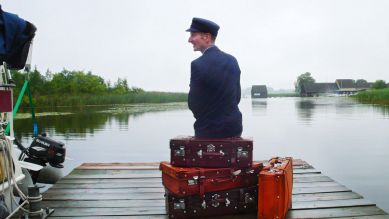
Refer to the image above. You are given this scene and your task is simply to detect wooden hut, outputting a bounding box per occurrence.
[300,83,337,97]
[251,85,268,98]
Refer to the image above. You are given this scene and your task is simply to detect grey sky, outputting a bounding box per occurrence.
[2,0,389,92]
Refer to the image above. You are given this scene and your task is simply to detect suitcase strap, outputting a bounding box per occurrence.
[199,169,206,197]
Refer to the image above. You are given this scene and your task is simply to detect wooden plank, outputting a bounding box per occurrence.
[287,206,387,218]
[339,216,389,219]
[52,181,340,189]
[43,192,164,200]
[50,206,166,217]
[293,185,350,194]
[49,214,258,219]
[42,198,375,210]
[292,199,376,210]
[293,173,325,178]
[292,192,363,202]
[293,175,333,183]
[49,214,389,219]
[47,185,349,195]
[77,162,161,170]
[41,199,165,208]
[293,168,321,174]
[52,182,163,189]
[293,181,340,188]
[57,178,162,184]
[45,191,363,202]
[64,172,161,179]
[45,187,165,194]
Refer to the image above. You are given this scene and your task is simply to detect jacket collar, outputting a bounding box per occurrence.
[202,45,219,54]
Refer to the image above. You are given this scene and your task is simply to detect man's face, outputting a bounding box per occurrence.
[188,32,209,52]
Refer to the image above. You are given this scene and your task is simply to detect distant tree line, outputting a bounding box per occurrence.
[10,68,144,97]
[10,68,187,107]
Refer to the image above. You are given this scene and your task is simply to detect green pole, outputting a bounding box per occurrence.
[5,80,29,135]
[26,82,38,136]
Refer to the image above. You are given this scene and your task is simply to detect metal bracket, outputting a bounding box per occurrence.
[174,146,185,157]
[173,199,186,210]
[197,149,202,158]
[188,176,199,185]
[237,147,248,158]
[244,193,254,204]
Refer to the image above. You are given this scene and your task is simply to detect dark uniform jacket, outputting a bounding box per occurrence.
[188,46,242,138]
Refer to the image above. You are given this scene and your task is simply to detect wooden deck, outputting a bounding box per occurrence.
[39,159,389,218]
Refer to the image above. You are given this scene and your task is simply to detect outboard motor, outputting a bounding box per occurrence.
[26,133,66,168]
[15,133,66,184]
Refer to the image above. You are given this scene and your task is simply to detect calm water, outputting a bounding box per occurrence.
[14,97,389,212]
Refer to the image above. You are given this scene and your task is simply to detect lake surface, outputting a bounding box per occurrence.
[14,97,389,212]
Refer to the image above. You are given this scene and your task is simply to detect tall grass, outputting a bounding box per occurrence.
[30,92,188,107]
[352,88,389,105]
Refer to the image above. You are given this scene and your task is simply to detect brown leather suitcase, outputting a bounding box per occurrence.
[166,186,257,219]
[160,161,263,197]
[170,136,253,168]
[258,157,293,219]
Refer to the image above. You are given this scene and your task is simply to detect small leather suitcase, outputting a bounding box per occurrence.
[160,161,263,197]
[257,157,293,219]
[166,186,257,219]
[170,136,253,168]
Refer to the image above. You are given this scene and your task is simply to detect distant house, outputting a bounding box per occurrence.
[335,79,374,94]
[335,79,355,89]
[251,85,268,98]
[300,79,374,96]
[300,83,337,97]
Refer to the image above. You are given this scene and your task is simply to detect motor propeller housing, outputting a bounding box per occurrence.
[27,134,66,168]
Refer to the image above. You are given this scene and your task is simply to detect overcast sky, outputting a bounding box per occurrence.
[2,0,389,91]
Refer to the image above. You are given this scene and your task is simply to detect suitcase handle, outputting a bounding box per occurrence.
[210,194,231,208]
[210,175,236,184]
[197,149,225,158]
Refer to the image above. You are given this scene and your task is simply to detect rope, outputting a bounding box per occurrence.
[0,133,45,217]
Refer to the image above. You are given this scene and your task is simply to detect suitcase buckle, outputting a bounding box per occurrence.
[237,147,248,158]
[174,146,185,157]
[188,176,199,185]
[174,199,186,210]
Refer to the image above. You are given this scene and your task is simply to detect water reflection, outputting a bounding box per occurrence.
[14,113,114,140]
[296,99,315,122]
[13,105,188,141]
[371,105,389,118]
[251,99,267,116]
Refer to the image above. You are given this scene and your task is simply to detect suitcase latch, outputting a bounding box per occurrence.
[211,194,221,208]
[188,176,199,185]
[237,147,248,158]
[197,149,203,158]
[244,193,254,204]
[201,200,207,209]
[174,199,186,210]
[174,146,185,157]
[197,149,225,158]
[207,144,215,152]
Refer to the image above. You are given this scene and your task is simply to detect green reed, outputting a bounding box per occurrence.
[353,88,389,105]
[30,92,188,107]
